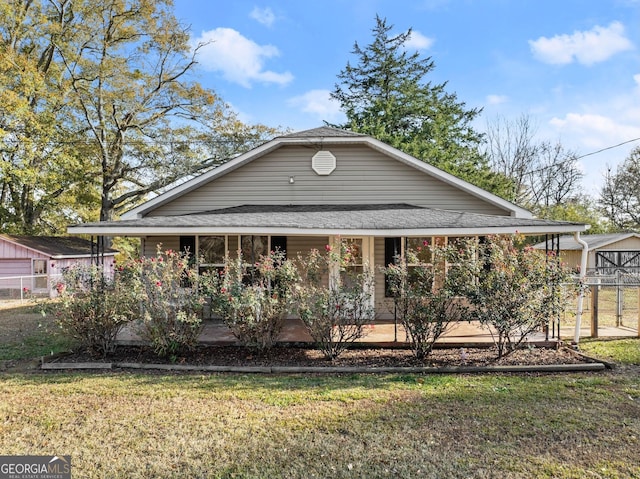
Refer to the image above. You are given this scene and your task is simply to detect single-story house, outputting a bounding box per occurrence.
[68,126,588,319]
[0,234,117,296]
[534,233,640,275]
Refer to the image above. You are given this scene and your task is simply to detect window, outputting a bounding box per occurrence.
[340,237,364,287]
[33,259,47,289]
[198,236,226,275]
[241,235,269,264]
[384,237,401,297]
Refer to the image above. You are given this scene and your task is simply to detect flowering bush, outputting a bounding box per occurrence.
[296,243,375,360]
[463,235,576,358]
[52,263,138,357]
[208,250,299,351]
[384,241,472,359]
[129,247,208,358]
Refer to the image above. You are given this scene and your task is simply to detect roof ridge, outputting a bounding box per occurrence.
[279,126,365,138]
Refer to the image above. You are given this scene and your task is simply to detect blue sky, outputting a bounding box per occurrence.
[173,0,640,194]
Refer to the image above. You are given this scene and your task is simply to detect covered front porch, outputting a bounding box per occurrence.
[117,318,614,349]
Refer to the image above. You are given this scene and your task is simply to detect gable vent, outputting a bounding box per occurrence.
[312,150,336,175]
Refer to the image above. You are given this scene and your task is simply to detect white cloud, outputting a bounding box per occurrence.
[634,73,640,92]
[287,89,344,122]
[193,28,293,88]
[549,112,640,148]
[529,21,633,65]
[486,94,508,105]
[404,30,434,51]
[250,7,276,27]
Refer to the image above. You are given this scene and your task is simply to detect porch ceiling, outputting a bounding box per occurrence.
[68,204,588,237]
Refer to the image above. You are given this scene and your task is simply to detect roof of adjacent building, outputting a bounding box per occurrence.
[533,233,640,251]
[0,235,118,258]
[69,204,587,237]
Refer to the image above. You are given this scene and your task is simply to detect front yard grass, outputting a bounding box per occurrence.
[580,337,640,365]
[0,371,638,478]
[0,301,73,361]
[2,300,640,477]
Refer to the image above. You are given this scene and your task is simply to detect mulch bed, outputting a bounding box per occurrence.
[50,343,595,368]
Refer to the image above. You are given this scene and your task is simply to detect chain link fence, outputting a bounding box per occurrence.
[0,274,64,300]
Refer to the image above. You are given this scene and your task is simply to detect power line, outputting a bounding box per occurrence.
[519,136,640,176]
[575,137,640,160]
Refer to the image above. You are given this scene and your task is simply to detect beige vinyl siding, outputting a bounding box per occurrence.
[287,236,328,258]
[150,145,508,217]
[596,238,640,251]
[560,250,584,271]
[142,237,180,257]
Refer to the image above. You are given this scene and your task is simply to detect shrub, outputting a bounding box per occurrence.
[53,264,137,357]
[463,235,576,358]
[296,244,375,360]
[384,241,472,359]
[209,250,299,351]
[130,247,207,358]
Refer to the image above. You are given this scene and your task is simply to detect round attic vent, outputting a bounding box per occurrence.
[312,150,336,175]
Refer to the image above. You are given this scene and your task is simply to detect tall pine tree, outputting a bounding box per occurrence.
[331,16,511,196]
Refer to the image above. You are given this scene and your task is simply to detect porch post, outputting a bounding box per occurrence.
[573,232,589,345]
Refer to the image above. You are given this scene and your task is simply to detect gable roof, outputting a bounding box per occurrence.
[0,235,117,258]
[122,126,533,220]
[533,233,640,251]
[70,204,587,237]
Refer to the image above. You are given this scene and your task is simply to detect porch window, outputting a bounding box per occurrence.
[340,237,364,287]
[198,236,226,274]
[241,235,269,264]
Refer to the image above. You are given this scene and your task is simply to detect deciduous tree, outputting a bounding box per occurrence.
[599,146,640,231]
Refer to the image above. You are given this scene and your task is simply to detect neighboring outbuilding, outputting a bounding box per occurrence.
[68,126,588,318]
[0,235,117,296]
[533,233,640,275]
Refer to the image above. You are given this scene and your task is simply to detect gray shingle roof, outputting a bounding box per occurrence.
[74,204,584,233]
[279,126,365,139]
[1,235,118,257]
[533,233,640,251]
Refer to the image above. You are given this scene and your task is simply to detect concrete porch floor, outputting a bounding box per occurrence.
[117,319,637,348]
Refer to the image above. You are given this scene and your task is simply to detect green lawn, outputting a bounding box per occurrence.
[580,338,640,365]
[0,371,638,478]
[1,301,640,478]
[0,301,73,361]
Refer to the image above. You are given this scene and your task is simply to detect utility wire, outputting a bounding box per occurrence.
[519,137,640,176]
[574,137,640,160]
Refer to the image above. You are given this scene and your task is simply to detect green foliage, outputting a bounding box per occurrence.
[534,195,612,234]
[0,0,281,232]
[384,240,473,359]
[463,235,577,358]
[296,243,375,360]
[0,0,93,233]
[51,264,138,357]
[331,15,511,196]
[208,250,299,351]
[128,247,207,358]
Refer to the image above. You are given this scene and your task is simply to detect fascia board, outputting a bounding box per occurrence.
[68,223,588,237]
